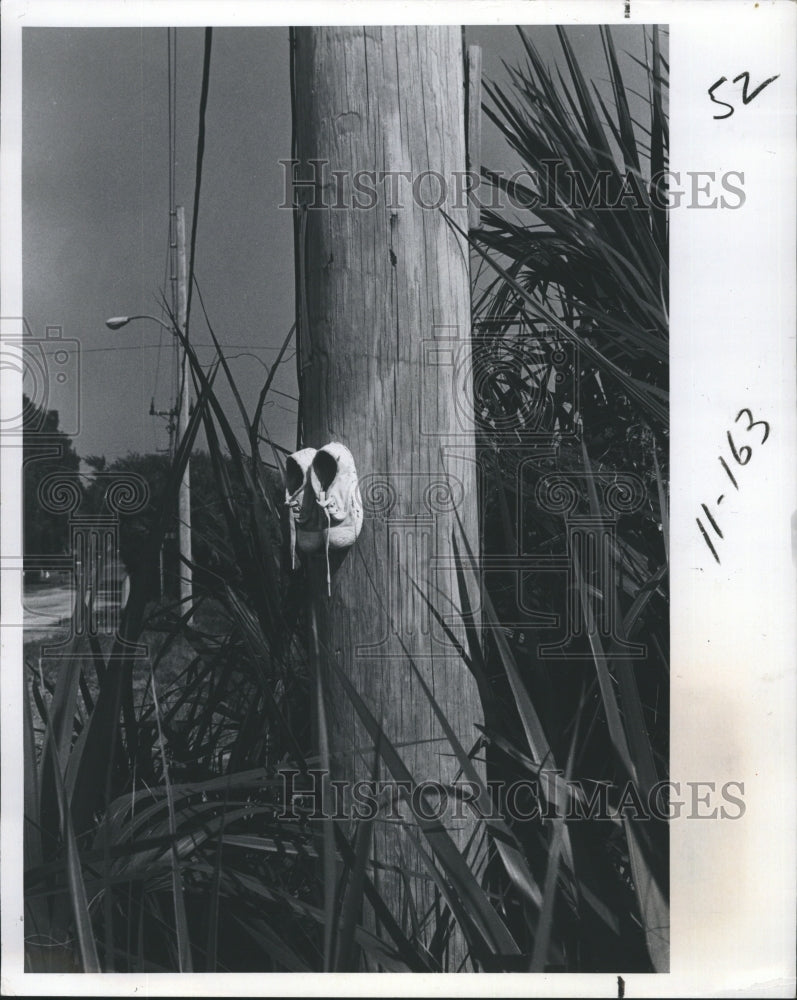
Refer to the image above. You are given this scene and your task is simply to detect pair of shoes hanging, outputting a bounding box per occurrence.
[284,442,363,594]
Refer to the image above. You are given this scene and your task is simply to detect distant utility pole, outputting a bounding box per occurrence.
[175,205,193,617]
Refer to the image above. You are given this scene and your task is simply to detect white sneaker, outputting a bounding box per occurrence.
[284,447,322,568]
[310,443,364,548]
[310,442,363,592]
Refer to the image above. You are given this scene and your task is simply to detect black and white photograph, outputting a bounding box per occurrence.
[1,2,794,995]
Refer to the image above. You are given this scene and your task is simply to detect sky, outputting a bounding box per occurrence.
[23,26,296,462]
[21,23,651,464]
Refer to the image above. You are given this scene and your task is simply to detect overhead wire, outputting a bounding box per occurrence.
[171,26,179,425]
[184,28,213,341]
[192,270,298,408]
[154,30,299,452]
[168,27,213,440]
[44,343,289,355]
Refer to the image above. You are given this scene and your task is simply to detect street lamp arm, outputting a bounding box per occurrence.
[105,314,175,333]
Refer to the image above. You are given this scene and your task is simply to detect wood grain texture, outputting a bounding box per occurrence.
[467,44,483,231]
[293,26,483,958]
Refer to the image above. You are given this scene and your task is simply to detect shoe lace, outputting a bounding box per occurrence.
[316,491,338,596]
[284,487,304,570]
[287,479,346,595]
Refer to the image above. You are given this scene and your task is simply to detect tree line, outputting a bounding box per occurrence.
[22,393,277,597]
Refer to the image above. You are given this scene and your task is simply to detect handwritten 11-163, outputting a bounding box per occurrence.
[696,408,770,565]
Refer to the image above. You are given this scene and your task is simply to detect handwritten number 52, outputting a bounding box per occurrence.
[708,71,780,119]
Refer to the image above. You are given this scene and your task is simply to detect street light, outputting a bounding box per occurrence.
[105,314,173,333]
[105,309,193,617]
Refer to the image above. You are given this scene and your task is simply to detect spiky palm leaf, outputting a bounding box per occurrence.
[476,26,668,421]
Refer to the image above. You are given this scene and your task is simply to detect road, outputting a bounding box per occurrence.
[22,585,122,640]
[23,585,75,628]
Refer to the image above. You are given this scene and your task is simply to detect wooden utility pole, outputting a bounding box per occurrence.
[175,206,193,617]
[466,43,483,233]
[292,27,483,959]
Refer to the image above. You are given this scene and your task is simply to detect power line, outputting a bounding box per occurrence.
[169,27,180,455]
[184,27,212,341]
[38,343,291,354]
